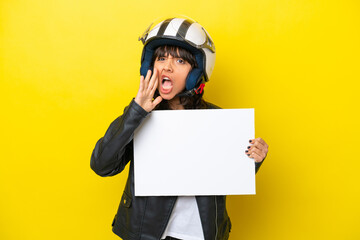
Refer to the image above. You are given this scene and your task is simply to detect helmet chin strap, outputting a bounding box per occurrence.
[175,89,196,98]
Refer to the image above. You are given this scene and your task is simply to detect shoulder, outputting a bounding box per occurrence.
[204,101,222,109]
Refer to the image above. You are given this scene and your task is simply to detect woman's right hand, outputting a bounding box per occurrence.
[134,69,163,112]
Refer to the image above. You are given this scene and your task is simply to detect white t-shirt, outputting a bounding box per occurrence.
[161,196,204,240]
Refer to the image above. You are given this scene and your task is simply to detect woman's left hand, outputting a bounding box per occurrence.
[245,138,268,163]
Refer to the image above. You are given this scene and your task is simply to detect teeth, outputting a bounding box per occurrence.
[163,77,170,81]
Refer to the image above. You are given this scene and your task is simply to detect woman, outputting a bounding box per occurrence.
[90,16,269,240]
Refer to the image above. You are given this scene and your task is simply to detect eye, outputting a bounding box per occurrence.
[177,58,185,64]
[157,57,166,61]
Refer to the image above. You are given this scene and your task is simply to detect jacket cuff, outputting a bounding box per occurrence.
[255,156,266,174]
[129,98,149,119]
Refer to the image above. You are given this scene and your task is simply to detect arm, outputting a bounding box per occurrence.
[90,99,149,177]
[246,138,268,174]
[91,69,161,177]
[255,159,264,174]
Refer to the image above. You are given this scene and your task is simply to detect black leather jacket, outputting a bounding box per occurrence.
[90,99,263,240]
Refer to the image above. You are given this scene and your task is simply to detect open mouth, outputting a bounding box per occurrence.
[162,77,173,89]
[161,76,173,93]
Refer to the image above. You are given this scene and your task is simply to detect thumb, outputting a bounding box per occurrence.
[152,96,163,107]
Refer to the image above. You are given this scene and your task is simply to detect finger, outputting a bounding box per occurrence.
[145,69,152,80]
[252,151,264,163]
[148,69,157,90]
[249,138,266,148]
[144,69,152,89]
[152,96,162,107]
[248,143,268,156]
[248,148,265,162]
[149,80,158,98]
[252,146,266,158]
[138,75,145,92]
[249,139,267,152]
[256,137,268,148]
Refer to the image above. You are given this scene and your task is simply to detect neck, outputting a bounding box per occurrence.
[168,97,184,110]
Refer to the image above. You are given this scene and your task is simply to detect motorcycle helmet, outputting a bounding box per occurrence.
[139,16,216,96]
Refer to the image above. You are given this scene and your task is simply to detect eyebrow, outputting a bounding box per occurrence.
[157,56,183,60]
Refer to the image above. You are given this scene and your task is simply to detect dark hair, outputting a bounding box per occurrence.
[151,45,207,110]
[151,45,198,69]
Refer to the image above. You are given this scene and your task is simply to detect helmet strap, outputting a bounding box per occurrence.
[195,83,205,94]
[175,78,206,98]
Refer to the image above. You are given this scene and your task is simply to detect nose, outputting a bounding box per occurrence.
[163,59,173,72]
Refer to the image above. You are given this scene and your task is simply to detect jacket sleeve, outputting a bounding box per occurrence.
[255,160,264,174]
[90,99,149,177]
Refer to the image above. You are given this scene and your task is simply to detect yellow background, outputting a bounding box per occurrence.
[1,0,359,239]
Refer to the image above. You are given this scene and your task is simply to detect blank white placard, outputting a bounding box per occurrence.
[133,108,255,196]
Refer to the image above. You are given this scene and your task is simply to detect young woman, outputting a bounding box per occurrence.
[90,17,269,240]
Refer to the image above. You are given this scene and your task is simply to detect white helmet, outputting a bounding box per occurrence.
[139,16,216,96]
